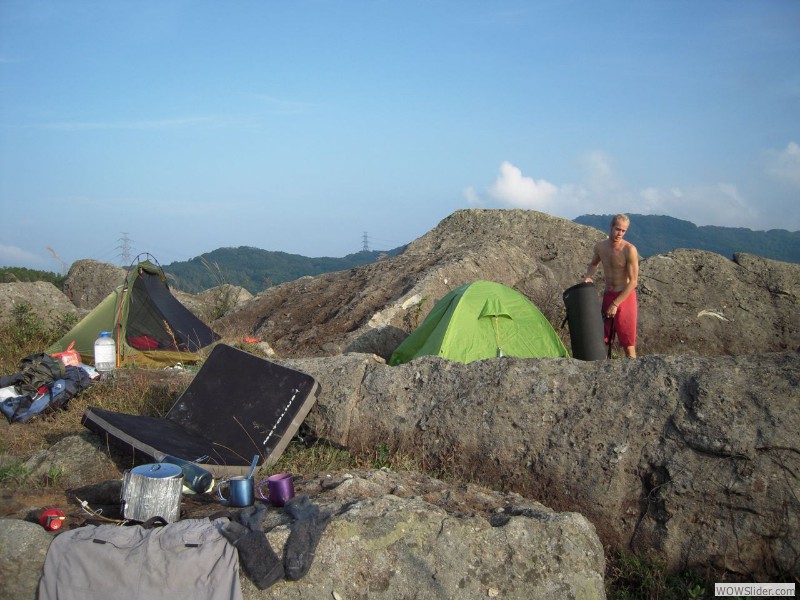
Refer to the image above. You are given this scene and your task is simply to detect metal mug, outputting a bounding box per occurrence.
[216,476,254,507]
[256,473,295,507]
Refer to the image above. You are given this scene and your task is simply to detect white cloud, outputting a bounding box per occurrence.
[766,141,800,186]
[464,154,771,229]
[480,161,558,210]
[463,154,642,221]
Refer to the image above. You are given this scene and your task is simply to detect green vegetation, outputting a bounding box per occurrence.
[195,256,241,320]
[0,267,66,289]
[574,214,800,263]
[1,303,77,365]
[44,465,65,487]
[0,458,30,486]
[605,551,709,599]
[164,245,405,294]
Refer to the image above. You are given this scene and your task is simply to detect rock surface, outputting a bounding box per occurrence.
[638,250,800,355]
[62,259,126,310]
[217,209,599,357]
[0,281,79,327]
[0,519,52,600]
[283,351,800,580]
[181,284,254,322]
[0,459,606,600]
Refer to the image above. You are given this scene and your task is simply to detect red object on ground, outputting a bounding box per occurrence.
[39,508,66,531]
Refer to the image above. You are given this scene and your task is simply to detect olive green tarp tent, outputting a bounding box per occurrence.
[47,259,220,368]
[389,280,569,365]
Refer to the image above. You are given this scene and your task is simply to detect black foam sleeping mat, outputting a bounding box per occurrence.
[81,344,320,477]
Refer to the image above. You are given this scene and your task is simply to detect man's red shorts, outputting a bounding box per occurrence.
[602,290,637,348]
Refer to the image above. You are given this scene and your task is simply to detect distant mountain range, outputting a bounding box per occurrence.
[164,246,406,294]
[161,214,798,295]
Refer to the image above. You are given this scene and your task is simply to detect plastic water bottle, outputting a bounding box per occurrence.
[94,331,116,372]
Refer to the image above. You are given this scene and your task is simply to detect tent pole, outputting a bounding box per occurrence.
[115,286,127,368]
[492,316,503,358]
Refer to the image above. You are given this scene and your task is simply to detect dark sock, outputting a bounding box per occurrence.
[283,494,331,581]
[237,503,269,531]
[220,520,285,589]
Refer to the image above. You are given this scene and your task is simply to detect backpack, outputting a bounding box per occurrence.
[0,353,66,394]
[0,355,91,424]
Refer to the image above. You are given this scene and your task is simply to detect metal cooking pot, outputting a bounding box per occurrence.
[122,463,184,523]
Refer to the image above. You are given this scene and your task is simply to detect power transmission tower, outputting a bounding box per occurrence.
[362,231,370,252]
[118,233,132,266]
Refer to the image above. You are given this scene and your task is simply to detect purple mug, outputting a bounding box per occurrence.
[257,473,295,507]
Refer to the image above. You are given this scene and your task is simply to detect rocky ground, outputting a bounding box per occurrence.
[1,208,798,598]
[1,434,608,600]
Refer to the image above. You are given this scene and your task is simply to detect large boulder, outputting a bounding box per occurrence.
[0,519,52,600]
[171,289,210,321]
[0,282,79,328]
[62,259,126,310]
[180,284,254,322]
[638,251,800,355]
[249,470,605,600]
[197,284,253,311]
[284,351,800,580]
[22,433,122,490]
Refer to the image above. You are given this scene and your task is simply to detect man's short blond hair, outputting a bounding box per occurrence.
[611,214,630,227]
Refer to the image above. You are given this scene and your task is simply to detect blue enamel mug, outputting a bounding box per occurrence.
[216,476,254,507]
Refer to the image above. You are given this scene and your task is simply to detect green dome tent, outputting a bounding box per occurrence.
[389,280,569,365]
[47,258,220,368]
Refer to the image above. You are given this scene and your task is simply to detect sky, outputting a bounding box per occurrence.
[1,0,799,272]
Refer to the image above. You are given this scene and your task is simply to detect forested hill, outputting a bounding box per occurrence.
[573,214,800,264]
[164,245,405,294]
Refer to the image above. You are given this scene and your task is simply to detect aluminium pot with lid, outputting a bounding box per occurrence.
[130,463,183,479]
[122,463,185,523]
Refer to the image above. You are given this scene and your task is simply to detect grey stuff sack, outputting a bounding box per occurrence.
[38,517,243,600]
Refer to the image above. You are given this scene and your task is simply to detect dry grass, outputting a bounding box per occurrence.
[0,306,191,465]
[0,306,421,482]
[0,368,189,461]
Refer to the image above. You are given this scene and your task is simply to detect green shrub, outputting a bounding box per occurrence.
[0,459,31,486]
[0,304,74,373]
[606,550,711,600]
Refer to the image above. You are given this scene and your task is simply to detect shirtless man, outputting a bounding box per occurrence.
[583,214,639,358]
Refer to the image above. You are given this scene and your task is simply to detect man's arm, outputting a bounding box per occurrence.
[584,244,601,282]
